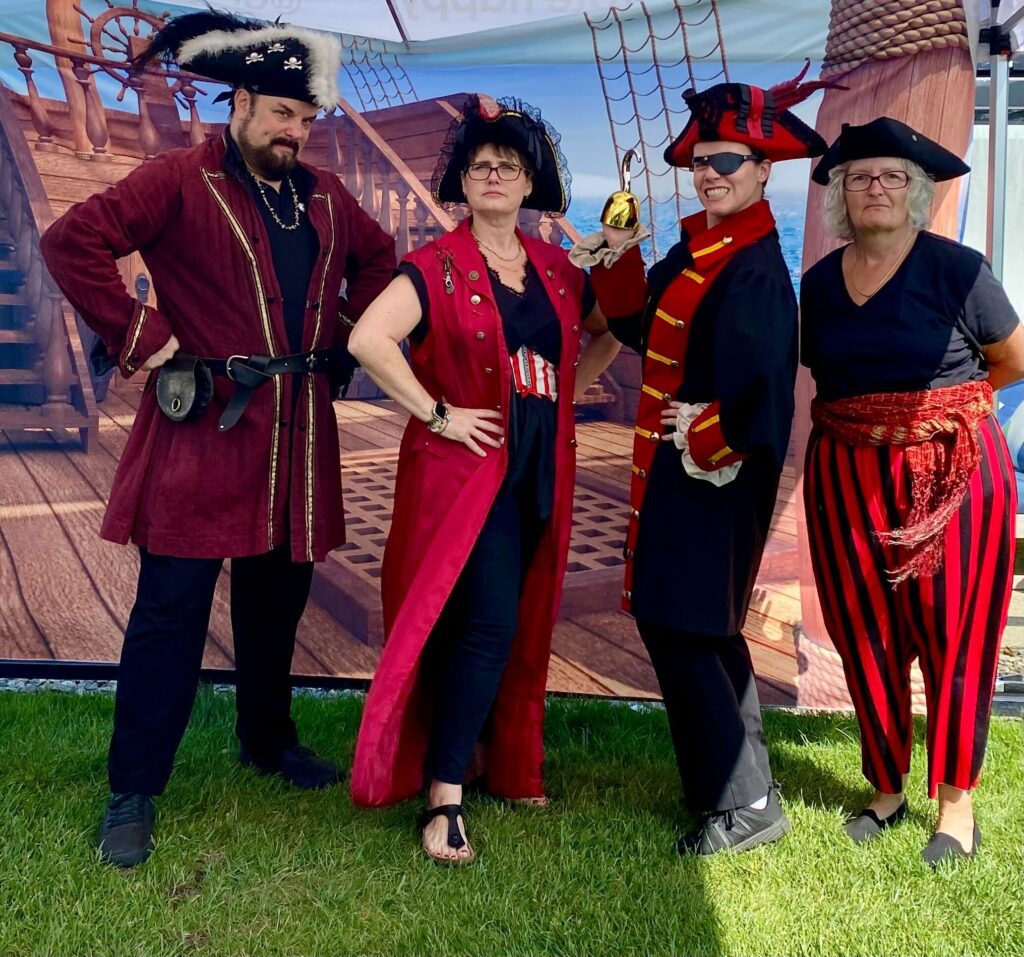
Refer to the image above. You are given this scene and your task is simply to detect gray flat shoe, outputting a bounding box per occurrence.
[844,800,908,845]
[922,823,981,868]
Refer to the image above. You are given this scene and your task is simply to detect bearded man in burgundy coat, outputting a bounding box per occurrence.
[39,11,395,868]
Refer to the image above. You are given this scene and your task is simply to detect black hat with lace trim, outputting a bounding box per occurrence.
[133,10,341,110]
[432,94,571,216]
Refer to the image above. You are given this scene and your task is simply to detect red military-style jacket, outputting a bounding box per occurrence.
[351,220,587,806]
[40,135,395,562]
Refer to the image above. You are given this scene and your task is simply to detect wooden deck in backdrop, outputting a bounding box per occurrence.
[0,376,799,704]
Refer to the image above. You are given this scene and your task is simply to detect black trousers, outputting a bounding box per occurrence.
[426,482,545,785]
[108,546,313,796]
[638,622,772,814]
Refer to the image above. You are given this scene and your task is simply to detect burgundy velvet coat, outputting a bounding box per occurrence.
[350,220,587,806]
[40,135,395,562]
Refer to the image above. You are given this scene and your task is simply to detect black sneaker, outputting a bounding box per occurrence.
[97,793,155,868]
[239,744,345,790]
[677,787,790,856]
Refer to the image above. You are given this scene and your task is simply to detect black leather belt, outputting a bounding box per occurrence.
[154,348,336,431]
[209,349,335,431]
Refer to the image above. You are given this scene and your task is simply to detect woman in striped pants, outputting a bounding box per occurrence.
[801,118,1024,866]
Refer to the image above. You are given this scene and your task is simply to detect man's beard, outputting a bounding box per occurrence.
[237,118,300,180]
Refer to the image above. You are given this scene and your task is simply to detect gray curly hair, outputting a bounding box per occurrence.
[822,157,935,240]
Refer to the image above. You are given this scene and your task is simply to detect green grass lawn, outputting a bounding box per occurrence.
[0,689,1021,957]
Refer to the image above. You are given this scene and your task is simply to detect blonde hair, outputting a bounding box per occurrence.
[822,157,935,240]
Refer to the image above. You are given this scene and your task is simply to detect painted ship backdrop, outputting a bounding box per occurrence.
[0,0,1021,709]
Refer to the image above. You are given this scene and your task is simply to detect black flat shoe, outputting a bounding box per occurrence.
[677,787,790,856]
[844,800,909,845]
[418,803,476,865]
[240,744,345,790]
[922,823,981,868]
[97,793,155,868]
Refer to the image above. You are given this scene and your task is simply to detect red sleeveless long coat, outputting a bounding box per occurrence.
[351,220,587,806]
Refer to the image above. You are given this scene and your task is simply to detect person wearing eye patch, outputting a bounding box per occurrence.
[575,68,831,855]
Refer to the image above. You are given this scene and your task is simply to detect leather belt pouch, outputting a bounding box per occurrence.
[156,354,213,423]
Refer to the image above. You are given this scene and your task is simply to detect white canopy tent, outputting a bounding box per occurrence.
[160,0,1017,289]
[161,0,829,62]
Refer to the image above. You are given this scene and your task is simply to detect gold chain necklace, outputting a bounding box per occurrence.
[848,232,915,299]
[472,230,523,263]
[253,175,302,231]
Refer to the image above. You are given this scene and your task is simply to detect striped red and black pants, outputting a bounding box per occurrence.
[804,415,1015,797]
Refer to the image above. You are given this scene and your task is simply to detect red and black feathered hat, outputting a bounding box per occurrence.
[664,64,833,168]
[432,94,570,215]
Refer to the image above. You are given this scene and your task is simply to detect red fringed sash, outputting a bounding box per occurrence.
[811,380,994,582]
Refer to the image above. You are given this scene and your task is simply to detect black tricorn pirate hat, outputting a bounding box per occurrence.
[133,9,341,111]
[812,117,971,185]
[432,94,571,216]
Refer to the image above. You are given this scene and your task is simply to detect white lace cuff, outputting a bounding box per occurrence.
[672,402,742,486]
[568,226,650,269]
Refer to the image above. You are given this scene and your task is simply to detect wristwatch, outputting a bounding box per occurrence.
[427,400,450,434]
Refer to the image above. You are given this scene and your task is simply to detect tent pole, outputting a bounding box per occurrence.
[986,43,1009,279]
[984,3,1023,280]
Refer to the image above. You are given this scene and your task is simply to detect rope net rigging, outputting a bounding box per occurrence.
[586,0,730,260]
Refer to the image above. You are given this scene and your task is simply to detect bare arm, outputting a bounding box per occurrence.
[347,274,504,457]
[573,302,621,402]
[985,323,1024,391]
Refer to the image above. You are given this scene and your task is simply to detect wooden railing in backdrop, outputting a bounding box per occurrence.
[0,29,602,431]
[327,99,456,258]
[0,81,98,448]
[0,30,214,159]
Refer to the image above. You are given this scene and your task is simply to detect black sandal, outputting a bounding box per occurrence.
[417,804,476,865]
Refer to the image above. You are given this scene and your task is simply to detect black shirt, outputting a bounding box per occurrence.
[398,260,595,521]
[223,132,319,354]
[399,259,594,361]
[801,231,1020,401]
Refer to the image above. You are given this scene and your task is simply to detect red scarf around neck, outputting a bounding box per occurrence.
[623,199,777,611]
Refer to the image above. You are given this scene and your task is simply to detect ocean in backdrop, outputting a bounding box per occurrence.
[562,195,1024,511]
[564,195,808,290]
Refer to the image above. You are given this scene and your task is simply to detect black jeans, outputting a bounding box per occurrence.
[108,546,313,795]
[426,483,545,785]
[637,623,772,814]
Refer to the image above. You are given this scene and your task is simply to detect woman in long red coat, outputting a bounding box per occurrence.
[347,96,619,863]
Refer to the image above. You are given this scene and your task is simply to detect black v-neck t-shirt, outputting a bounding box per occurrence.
[800,231,1019,401]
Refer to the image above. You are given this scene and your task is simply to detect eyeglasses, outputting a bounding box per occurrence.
[843,170,910,191]
[465,162,526,182]
[690,153,761,175]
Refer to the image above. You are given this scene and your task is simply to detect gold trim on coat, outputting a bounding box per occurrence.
[201,168,282,552]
